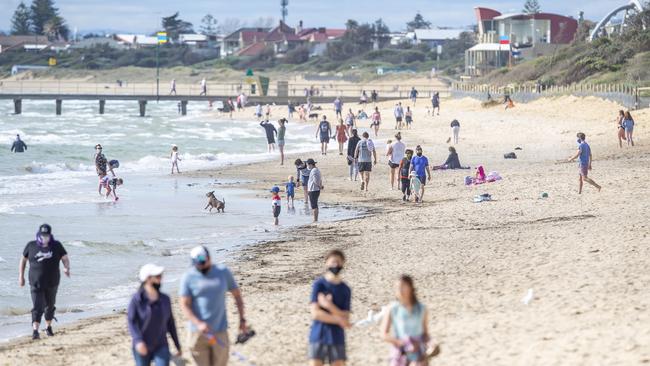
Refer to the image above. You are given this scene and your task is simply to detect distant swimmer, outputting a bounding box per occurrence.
[11,134,27,153]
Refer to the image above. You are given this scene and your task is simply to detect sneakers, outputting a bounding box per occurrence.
[402,195,406,202]
[46,326,54,337]
[32,330,40,340]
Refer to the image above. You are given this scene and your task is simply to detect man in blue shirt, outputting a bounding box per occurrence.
[568,132,601,194]
[409,145,431,203]
[309,250,351,366]
[179,246,247,366]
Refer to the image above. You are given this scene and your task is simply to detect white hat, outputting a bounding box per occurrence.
[190,245,209,263]
[138,263,165,282]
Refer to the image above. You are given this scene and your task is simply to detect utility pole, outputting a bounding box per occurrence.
[281,0,288,23]
[156,31,167,102]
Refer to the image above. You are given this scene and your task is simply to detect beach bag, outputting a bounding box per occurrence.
[464,176,473,186]
[504,152,517,159]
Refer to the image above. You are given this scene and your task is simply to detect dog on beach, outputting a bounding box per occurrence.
[205,191,225,213]
[309,113,319,120]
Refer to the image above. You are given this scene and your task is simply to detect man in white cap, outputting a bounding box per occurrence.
[127,264,181,365]
[179,246,247,366]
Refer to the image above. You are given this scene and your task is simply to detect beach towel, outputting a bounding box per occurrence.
[473,193,492,203]
[486,171,502,182]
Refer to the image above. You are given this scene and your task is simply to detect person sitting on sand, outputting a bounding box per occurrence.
[432,147,470,170]
[474,165,486,184]
[381,275,439,366]
[308,250,351,366]
[357,110,368,120]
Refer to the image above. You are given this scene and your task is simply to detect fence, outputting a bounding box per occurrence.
[450,82,642,110]
[0,80,450,99]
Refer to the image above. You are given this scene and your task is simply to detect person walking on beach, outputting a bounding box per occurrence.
[371,107,381,137]
[18,224,70,340]
[409,146,431,203]
[381,275,438,366]
[260,120,277,153]
[316,116,332,155]
[308,249,351,366]
[200,78,207,96]
[11,134,27,153]
[179,246,247,366]
[355,132,377,191]
[295,158,312,205]
[170,79,177,95]
[307,158,323,222]
[227,98,235,118]
[394,103,404,130]
[431,92,440,116]
[347,129,361,182]
[277,118,288,165]
[450,119,460,145]
[387,133,406,190]
[410,87,418,105]
[334,97,343,119]
[170,145,181,174]
[128,264,182,366]
[345,109,356,134]
[271,186,281,225]
[371,90,378,104]
[405,107,413,129]
[568,132,602,194]
[399,149,413,201]
[335,119,349,156]
[616,110,626,148]
[623,111,635,147]
[360,90,368,105]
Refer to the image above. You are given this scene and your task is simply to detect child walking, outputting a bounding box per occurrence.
[286,176,296,209]
[271,186,281,225]
[170,145,181,174]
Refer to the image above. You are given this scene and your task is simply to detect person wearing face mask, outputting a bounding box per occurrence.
[128,264,181,366]
[308,250,351,366]
[409,146,431,203]
[179,246,247,366]
[18,224,70,340]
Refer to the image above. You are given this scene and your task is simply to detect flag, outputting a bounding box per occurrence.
[511,48,521,58]
[499,35,510,45]
[157,32,168,44]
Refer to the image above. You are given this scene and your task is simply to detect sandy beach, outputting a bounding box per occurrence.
[1,94,649,366]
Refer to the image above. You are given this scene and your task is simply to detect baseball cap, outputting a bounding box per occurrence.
[270,186,280,193]
[306,158,317,165]
[190,245,210,264]
[138,263,165,282]
[38,224,52,235]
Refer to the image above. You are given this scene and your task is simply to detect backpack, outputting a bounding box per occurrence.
[400,159,410,178]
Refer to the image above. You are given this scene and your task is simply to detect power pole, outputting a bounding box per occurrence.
[281,0,288,23]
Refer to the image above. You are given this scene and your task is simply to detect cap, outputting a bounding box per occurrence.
[138,263,165,282]
[409,171,418,177]
[190,245,209,264]
[95,144,102,149]
[270,186,280,193]
[38,224,52,235]
[306,158,317,165]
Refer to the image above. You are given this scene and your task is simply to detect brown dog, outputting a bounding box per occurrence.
[205,191,225,213]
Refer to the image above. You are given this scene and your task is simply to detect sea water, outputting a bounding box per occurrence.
[0,100,355,340]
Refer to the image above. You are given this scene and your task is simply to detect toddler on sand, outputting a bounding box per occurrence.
[285,176,296,209]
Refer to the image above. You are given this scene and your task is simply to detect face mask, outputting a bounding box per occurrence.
[576,139,582,144]
[41,235,51,245]
[416,152,422,156]
[328,266,343,275]
[152,283,161,291]
[199,265,210,275]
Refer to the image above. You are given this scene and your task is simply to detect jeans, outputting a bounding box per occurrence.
[133,344,171,366]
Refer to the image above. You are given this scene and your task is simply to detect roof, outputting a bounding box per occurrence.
[179,34,208,42]
[224,27,270,41]
[237,41,268,57]
[265,21,300,42]
[468,43,511,52]
[240,30,269,44]
[493,13,526,20]
[299,28,346,42]
[0,35,49,47]
[414,29,465,40]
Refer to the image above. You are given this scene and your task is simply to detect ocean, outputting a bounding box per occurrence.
[0,99,356,340]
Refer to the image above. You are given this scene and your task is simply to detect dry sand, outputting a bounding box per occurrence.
[1,95,649,366]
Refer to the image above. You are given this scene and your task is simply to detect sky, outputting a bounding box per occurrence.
[0,0,623,34]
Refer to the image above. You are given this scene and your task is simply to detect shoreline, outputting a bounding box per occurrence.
[1,95,649,365]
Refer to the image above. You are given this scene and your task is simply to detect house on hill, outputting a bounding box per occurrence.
[0,35,49,53]
[222,27,270,56]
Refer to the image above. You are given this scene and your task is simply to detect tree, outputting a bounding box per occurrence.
[523,0,541,14]
[200,14,218,35]
[221,18,243,35]
[162,12,194,42]
[373,18,391,49]
[30,0,61,34]
[406,12,431,31]
[251,16,275,28]
[11,2,32,35]
[44,15,69,40]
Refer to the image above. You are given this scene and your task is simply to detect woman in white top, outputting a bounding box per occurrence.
[386,133,406,190]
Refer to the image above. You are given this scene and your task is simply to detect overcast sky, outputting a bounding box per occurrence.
[0,0,621,34]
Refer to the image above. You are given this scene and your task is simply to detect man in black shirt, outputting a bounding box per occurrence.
[19,224,71,340]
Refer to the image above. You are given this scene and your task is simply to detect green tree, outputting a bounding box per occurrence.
[406,12,431,31]
[11,2,32,35]
[373,18,391,49]
[523,0,541,14]
[162,12,194,42]
[30,0,61,34]
[200,14,218,36]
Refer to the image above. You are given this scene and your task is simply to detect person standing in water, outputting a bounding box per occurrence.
[170,145,181,174]
[11,134,27,153]
[316,116,332,155]
[128,264,182,365]
[568,132,602,194]
[277,118,287,165]
[307,159,323,222]
[260,120,277,153]
[19,224,70,340]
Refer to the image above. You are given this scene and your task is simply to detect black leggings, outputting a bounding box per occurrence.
[401,178,411,196]
[31,285,58,323]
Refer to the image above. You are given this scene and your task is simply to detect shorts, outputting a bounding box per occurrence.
[277,139,285,147]
[579,164,589,177]
[308,190,320,209]
[273,205,281,218]
[418,175,427,185]
[301,178,309,187]
[405,116,412,123]
[287,192,294,199]
[320,134,330,143]
[358,162,372,172]
[371,121,380,127]
[396,117,403,122]
[388,162,399,169]
[308,343,346,363]
[625,127,634,133]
